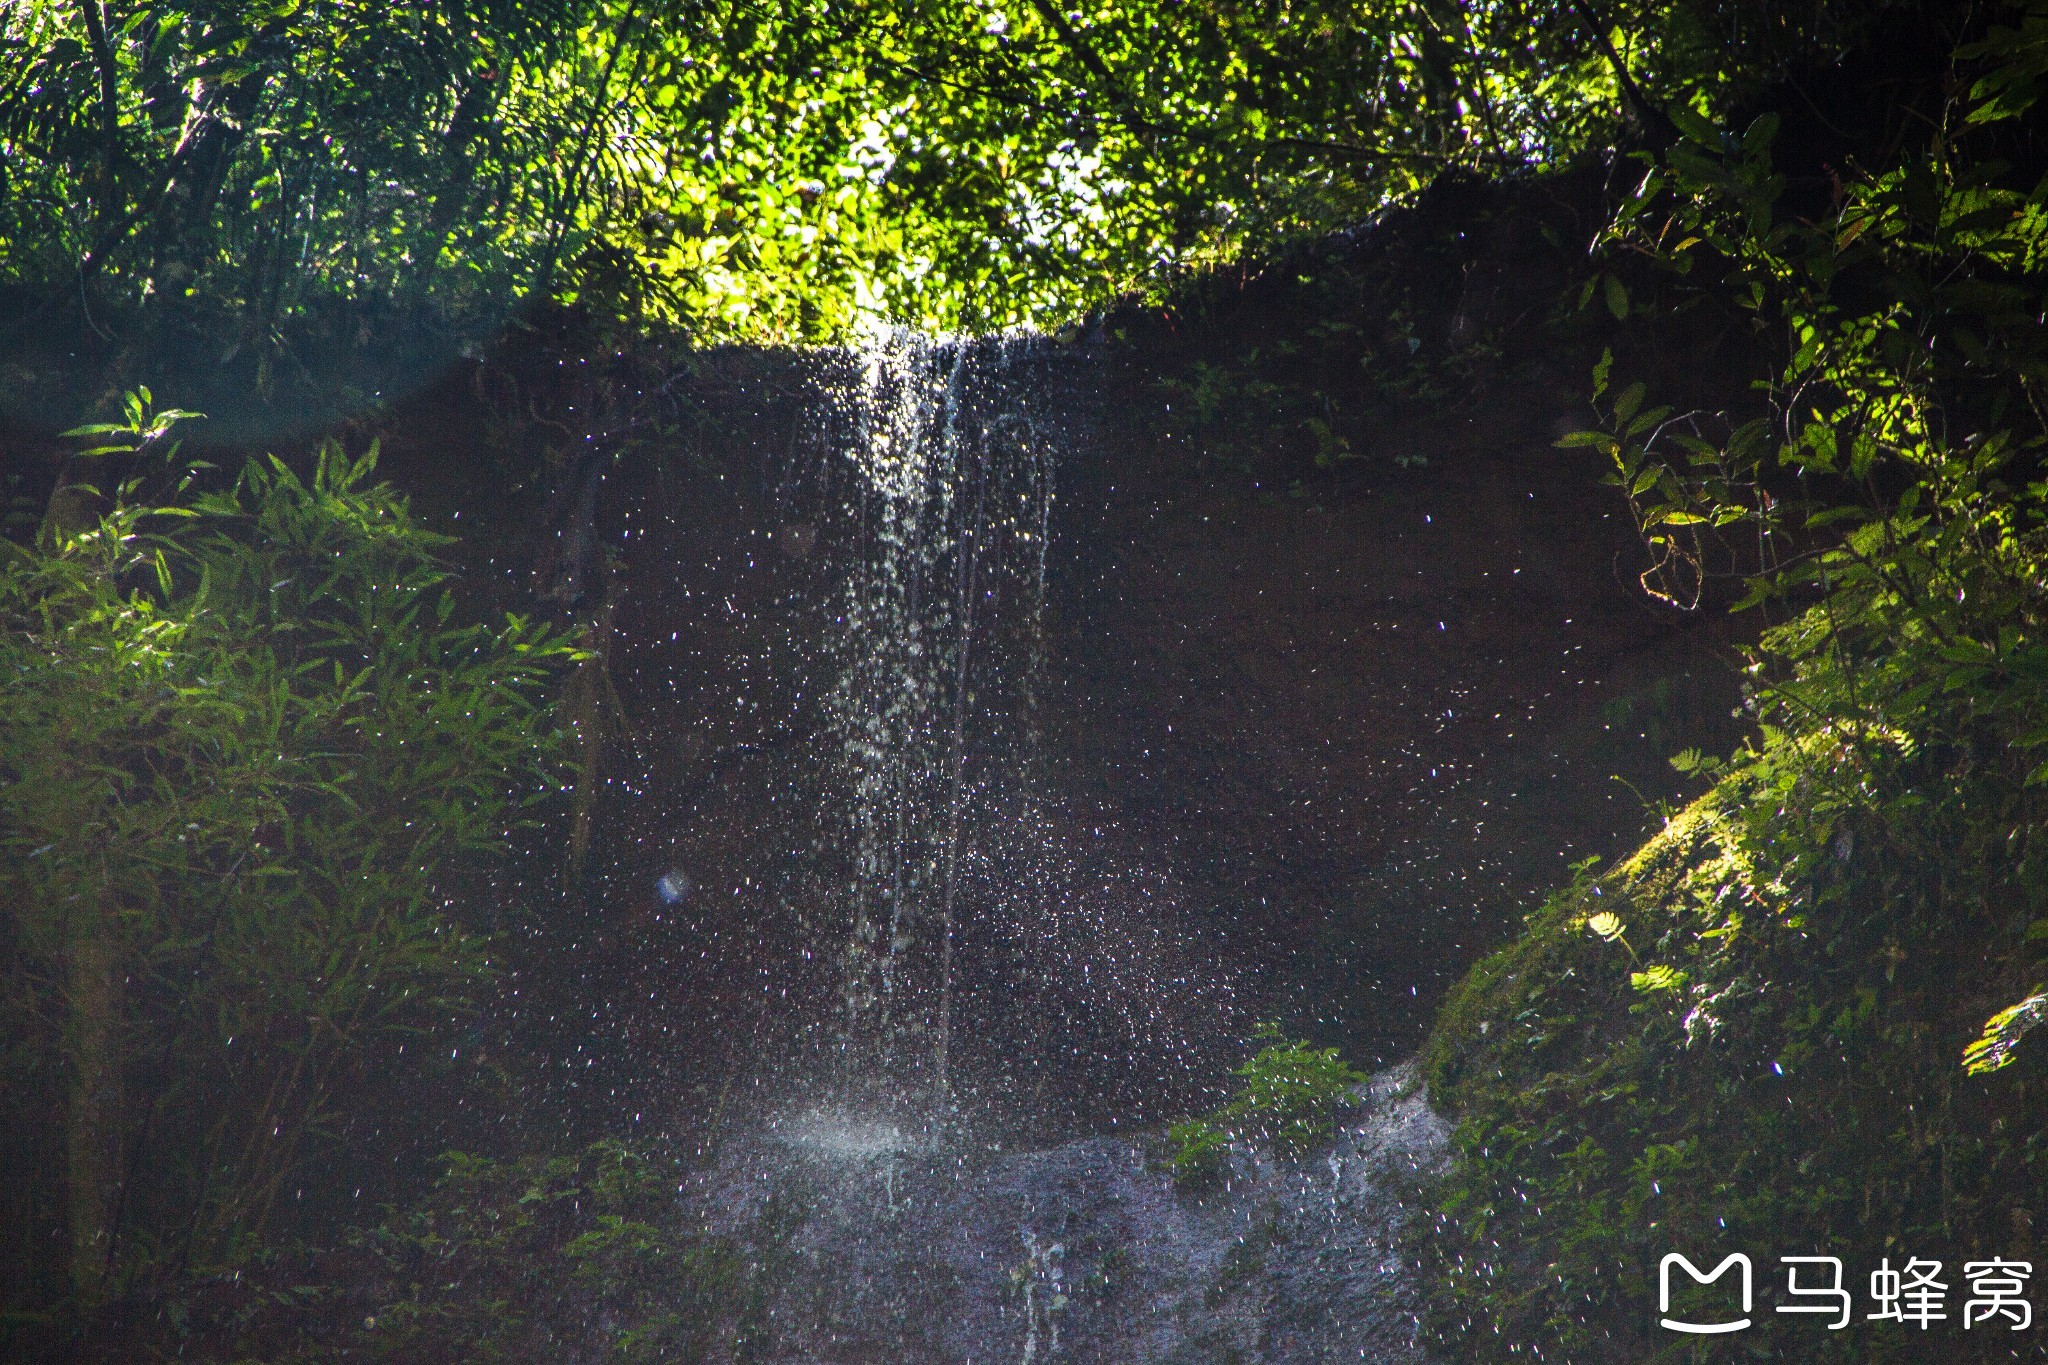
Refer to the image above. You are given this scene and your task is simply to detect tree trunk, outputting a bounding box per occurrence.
[152,68,268,267]
[75,0,124,236]
[43,464,128,1317]
[64,907,123,1312]
[419,74,500,267]
[564,563,622,878]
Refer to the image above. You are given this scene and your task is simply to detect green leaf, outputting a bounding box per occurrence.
[1669,102,1720,148]
[1603,274,1630,320]
[1742,112,1780,157]
[1630,964,1686,993]
[1963,990,2048,1074]
[1624,405,1672,439]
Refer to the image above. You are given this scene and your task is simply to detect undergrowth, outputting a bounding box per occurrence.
[140,1140,763,1363]
[1167,1025,1369,1182]
[1419,731,2048,1361]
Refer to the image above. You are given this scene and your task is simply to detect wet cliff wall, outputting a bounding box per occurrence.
[324,169,1754,1148]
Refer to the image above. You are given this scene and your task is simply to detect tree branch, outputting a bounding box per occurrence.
[1023,0,1158,139]
[1568,0,1678,146]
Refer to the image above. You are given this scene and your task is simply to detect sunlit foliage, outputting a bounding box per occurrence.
[1,0,1893,346]
[1167,1024,1368,1180]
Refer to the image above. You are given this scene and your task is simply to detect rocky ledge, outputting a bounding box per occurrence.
[686,1063,1450,1363]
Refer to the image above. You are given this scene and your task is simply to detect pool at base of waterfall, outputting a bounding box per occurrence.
[681,1063,1449,1363]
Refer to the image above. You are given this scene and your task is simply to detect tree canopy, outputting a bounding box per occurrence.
[2,0,1895,354]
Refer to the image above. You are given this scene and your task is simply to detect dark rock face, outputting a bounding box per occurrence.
[430,323,1744,1143]
[322,177,1750,1274]
[688,1064,1448,1364]
[1048,405,1746,1067]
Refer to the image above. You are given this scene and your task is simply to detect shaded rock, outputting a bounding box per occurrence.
[686,1063,1448,1363]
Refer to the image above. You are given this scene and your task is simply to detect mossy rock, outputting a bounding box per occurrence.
[1417,733,2048,1363]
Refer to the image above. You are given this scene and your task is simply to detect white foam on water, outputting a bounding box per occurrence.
[770,1106,932,1162]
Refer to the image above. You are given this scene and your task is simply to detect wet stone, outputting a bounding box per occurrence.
[682,1062,1449,1363]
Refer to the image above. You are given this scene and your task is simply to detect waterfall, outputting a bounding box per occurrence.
[809,330,1061,1106]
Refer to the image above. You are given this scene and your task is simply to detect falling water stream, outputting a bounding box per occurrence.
[824,330,1057,1111]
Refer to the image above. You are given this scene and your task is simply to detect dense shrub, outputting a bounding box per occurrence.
[1421,729,2048,1361]
[1417,8,2048,1360]
[123,1139,755,1364]
[0,419,575,1345]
